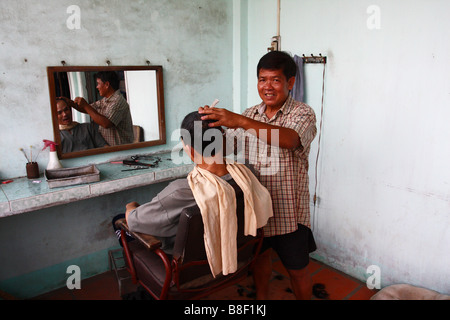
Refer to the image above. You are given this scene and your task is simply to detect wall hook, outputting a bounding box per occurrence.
[302,53,327,64]
[106,60,111,66]
[146,60,151,66]
[61,60,66,66]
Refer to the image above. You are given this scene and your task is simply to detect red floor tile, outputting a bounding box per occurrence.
[33,287,74,300]
[72,272,122,300]
[33,256,373,300]
[347,285,378,300]
[203,276,255,300]
[308,260,323,274]
[311,268,360,300]
[267,275,296,300]
[272,260,290,277]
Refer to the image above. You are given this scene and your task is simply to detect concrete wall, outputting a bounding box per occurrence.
[0,0,233,298]
[1,0,449,298]
[0,181,170,297]
[246,0,450,294]
[0,0,233,178]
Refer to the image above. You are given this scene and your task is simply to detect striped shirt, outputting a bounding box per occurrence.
[228,95,317,237]
[91,90,134,146]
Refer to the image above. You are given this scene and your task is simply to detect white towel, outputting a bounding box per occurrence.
[187,161,273,277]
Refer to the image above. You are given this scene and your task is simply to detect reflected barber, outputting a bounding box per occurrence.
[61,71,134,146]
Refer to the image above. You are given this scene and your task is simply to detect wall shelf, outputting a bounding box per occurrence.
[0,151,193,218]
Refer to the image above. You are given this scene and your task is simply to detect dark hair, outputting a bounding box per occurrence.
[257,51,296,80]
[94,71,120,91]
[55,97,70,108]
[180,111,223,156]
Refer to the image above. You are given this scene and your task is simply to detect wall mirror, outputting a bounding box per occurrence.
[47,65,166,159]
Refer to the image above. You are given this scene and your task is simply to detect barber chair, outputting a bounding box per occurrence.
[115,184,263,300]
[133,125,144,143]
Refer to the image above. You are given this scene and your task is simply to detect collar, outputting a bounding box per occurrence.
[105,90,120,102]
[256,94,294,118]
[59,121,79,131]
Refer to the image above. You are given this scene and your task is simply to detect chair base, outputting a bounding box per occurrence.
[108,248,138,297]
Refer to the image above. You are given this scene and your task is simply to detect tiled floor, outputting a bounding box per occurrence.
[32,251,377,300]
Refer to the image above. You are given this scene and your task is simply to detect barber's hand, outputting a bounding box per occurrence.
[198,105,244,129]
[73,97,90,112]
[58,96,77,109]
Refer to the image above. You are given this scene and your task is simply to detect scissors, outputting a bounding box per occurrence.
[121,166,149,172]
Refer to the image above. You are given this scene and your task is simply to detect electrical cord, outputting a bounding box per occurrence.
[312,62,326,232]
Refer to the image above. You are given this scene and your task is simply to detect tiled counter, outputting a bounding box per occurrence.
[0,152,193,218]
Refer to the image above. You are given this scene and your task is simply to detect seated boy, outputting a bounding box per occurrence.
[114,111,273,276]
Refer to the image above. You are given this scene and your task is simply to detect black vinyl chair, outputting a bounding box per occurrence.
[115,182,264,300]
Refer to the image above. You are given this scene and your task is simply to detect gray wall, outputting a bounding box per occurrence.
[0,0,233,298]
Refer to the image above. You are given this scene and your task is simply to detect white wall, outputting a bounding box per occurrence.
[247,0,450,293]
[125,70,159,140]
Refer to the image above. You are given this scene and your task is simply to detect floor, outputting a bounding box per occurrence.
[33,250,377,300]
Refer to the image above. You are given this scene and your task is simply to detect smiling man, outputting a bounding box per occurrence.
[62,71,134,146]
[199,50,317,300]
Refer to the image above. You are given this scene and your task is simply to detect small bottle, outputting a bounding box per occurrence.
[42,139,63,170]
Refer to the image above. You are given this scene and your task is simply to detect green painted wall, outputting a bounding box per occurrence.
[0,0,234,298]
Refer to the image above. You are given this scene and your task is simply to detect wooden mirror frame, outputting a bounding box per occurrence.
[47,65,166,159]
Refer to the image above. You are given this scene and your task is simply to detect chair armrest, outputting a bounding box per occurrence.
[115,218,162,250]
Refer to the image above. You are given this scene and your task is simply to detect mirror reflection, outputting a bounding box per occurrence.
[56,97,108,153]
[47,66,166,159]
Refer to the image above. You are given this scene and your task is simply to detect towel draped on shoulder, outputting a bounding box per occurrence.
[187,161,273,277]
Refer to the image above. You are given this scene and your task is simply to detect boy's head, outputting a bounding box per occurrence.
[56,98,73,126]
[180,111,223,159]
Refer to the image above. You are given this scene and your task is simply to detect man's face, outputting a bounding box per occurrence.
[96,78,109,97]
[257,68,295,109]
[57,100,73,125]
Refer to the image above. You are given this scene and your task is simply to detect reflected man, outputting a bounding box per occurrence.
[57,98,108,153]
[62,71,134,146]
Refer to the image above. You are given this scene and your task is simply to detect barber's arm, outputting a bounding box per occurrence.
[73,97,115,129]
[199,106,300,149]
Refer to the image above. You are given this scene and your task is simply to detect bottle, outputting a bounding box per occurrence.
[42,139,63,170]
